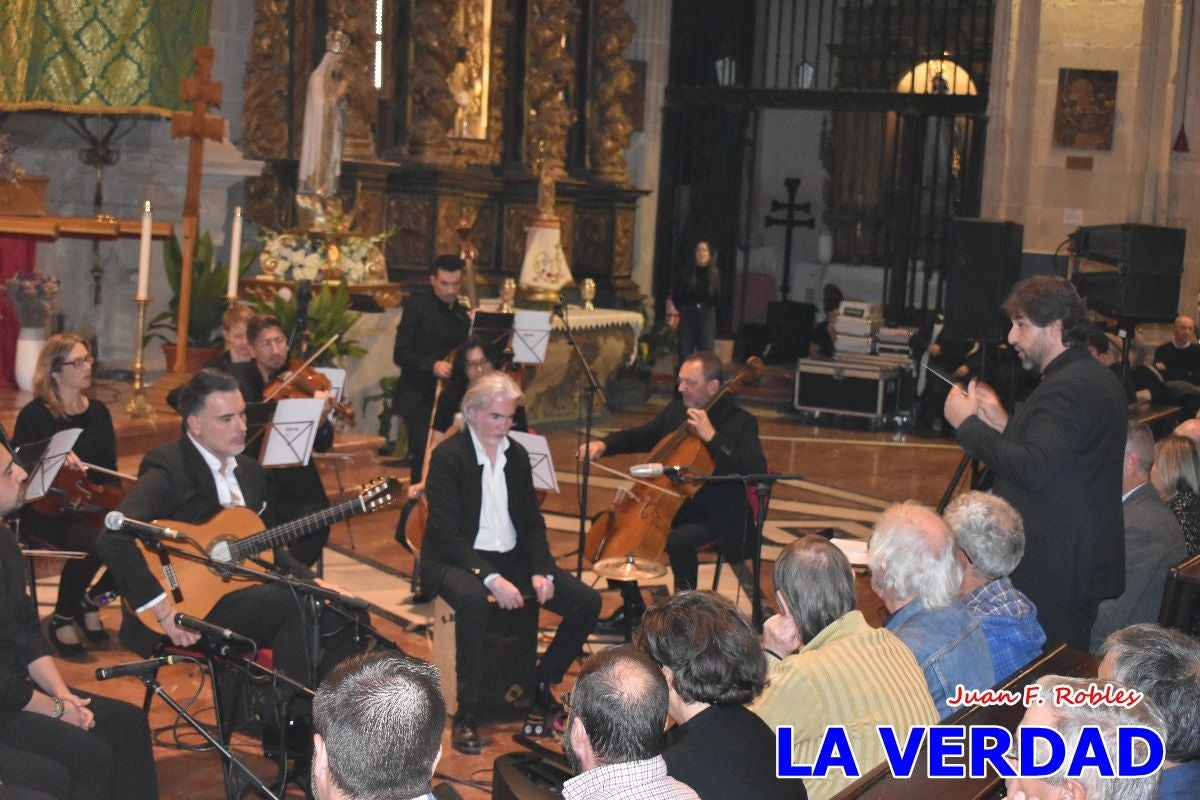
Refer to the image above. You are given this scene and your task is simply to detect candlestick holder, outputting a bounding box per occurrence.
[126,296,153,418]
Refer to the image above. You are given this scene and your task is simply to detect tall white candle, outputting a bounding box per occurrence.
[136,201,153,299]
[228,206,243,299]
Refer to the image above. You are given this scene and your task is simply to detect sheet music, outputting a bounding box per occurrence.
[23,429,82,502]
[512,310,552,365]
[509,431,559,493]
[260,398,326,467]
[314,366,346,401]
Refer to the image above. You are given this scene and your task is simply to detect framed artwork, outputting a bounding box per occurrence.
[1053,68,1118,150]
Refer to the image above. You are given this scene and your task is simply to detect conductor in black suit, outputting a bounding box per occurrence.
[392,254,471,480]
[944,277,1128,650]
[421,371,600,754]
[95,369,363,685]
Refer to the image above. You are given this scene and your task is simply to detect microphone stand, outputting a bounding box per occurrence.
[136,661,283,800]
[669,470,803,628]
[556,304,608,579]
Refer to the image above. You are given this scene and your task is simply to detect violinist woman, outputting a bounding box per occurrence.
[13,334,120,658]
[673,240,721,365]
[228,315,334,567]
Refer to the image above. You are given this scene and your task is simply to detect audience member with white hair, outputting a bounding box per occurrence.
[944,491,1046,680]
[1099,624,1200,799]
[869,501,994,719]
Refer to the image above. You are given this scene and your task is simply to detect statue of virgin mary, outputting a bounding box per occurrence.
[297,29,350,228]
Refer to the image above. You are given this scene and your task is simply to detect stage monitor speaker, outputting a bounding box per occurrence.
[431,597,537,721]
[765,301,816,364]
[943,218,1024,344]
[1072,270,1180,321]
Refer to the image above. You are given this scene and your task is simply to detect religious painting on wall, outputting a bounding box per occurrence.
[1052,68,1118,150]
[449,0,493,140]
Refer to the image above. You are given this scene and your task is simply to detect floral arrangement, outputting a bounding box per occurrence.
[2,272,60,328]
[260,230,389,284]
[0,135,26,184]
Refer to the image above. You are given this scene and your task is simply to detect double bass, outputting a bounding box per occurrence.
[584,357,763,564]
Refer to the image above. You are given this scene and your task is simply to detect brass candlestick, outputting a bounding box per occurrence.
[126,296,153,418]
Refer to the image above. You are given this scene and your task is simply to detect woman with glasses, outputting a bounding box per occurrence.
[13,333,121,658]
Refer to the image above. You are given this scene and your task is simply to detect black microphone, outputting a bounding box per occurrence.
[174,614,257,651]
[95,655,182,681]
[103,511,187,541]
[629,463,685,479]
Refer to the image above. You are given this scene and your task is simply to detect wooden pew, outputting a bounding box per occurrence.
[830,644,1098,799]
[1129,400,1183,440]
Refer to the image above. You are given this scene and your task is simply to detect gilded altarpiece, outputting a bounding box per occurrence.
[242,0,644,302]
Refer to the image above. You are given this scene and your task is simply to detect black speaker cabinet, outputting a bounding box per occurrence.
[765,301,816,364]
[1073,271,1181,321]
[943,219,1024,344]
[1071,224,1186,276]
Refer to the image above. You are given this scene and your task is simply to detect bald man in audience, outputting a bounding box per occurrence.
[1155,316,1200,384]
[869,502,994,719]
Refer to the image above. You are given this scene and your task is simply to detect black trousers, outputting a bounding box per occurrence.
[0,691,156,800]
[437,549,600,716]
[19,510,104,619]
[1036,596,1100,652]
[207,583,366,688]
[666,510,756,592]
[399,400,432,482]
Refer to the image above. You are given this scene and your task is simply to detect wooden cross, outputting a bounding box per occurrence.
[169,45,224,373]
[763,177,815,302]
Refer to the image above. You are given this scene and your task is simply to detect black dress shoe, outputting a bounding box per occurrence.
[48,615,87,659]
[594,606,644,635]
[452,713,482,755]
[75,599,110,644]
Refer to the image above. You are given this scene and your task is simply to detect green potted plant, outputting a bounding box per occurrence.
[147,232,257,370]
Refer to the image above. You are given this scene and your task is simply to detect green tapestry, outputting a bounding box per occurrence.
[0,0,210,117]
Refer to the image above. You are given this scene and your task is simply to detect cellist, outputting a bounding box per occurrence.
[577,352,766,617]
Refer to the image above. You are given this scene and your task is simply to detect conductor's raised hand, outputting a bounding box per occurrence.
[971,380,1009,433]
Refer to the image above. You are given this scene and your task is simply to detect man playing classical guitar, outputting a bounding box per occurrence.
[578,352,767,619]
[422,371,600,755]
[95,369,365,685]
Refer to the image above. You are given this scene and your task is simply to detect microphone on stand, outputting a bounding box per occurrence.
[103,511,187,541]
[95,655,184,681]
[174,614,257,653]
[629,463,687,479]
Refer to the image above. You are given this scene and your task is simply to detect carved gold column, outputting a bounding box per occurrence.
[590,0,636,184]
[327,0,378,160]
[409,0,459,161]
[243,0,291,160]
[525,0,577,178]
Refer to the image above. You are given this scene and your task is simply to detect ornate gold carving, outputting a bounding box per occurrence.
[574,207,613,275]
[387,195,434,268]
[243,0,291,159]
[435,197,461,256]
[325,0,378,160]
[613,208,634,277]
[590,0,636,183]
[409,0,458,161]
[246,166,281,230]
[472,201,499,272]
[525,0,577,176]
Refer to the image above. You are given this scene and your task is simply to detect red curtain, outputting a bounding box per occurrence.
[0,236,37,387]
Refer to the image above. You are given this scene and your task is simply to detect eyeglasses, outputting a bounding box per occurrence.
[62,356,94,369]
[258,337,288,350]
[465,358,490,371]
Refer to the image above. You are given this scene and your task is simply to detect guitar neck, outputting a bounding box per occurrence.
[230,495,367,562]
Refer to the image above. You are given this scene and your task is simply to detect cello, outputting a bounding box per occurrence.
[583,356,764,564]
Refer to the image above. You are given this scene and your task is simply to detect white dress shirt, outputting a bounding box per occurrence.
[471,432,518,554]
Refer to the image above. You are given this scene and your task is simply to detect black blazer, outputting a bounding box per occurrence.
[419,427,555,597]
[96,436,273,654]
[957,345,1128,608]
[391,290,471,415]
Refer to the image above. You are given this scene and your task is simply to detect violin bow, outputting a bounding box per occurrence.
[262,333,341,402]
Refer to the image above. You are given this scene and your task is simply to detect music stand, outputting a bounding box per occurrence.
[670,470,802,627]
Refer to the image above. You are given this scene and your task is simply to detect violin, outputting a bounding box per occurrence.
[30,462,131,524]
[264,359,356,422]
[583,357,764,564]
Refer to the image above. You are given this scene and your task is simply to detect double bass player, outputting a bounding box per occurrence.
[578,352,767,620]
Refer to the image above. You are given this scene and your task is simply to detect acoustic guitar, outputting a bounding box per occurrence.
[131,477,401,634]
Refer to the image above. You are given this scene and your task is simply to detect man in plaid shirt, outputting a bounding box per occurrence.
[945,491,1046,680]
